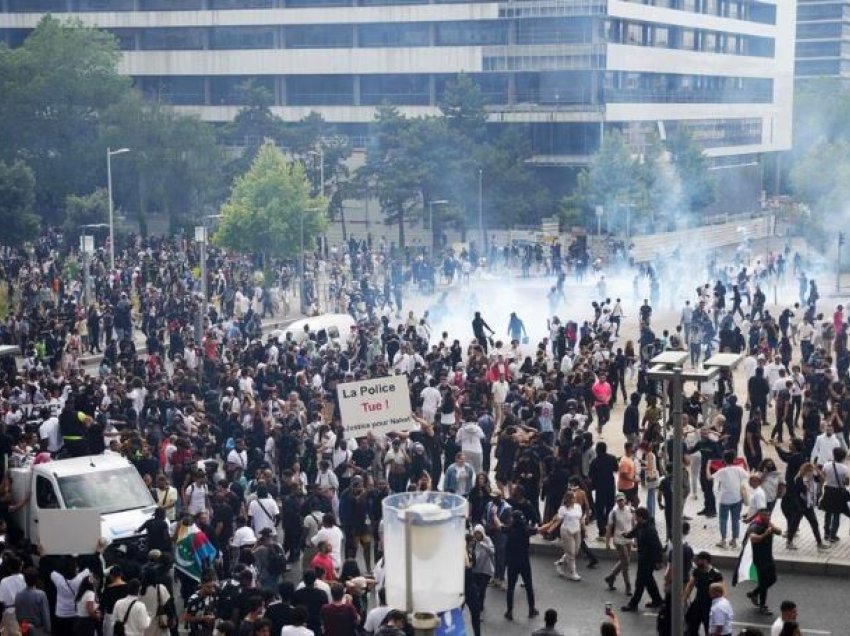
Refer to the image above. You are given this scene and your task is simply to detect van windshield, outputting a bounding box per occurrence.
[57,468,154,514]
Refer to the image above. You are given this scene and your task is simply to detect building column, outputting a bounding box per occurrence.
[428,74,436,106]
[353,75,361,106]
[280,76,287,107]
[204,77,211,105]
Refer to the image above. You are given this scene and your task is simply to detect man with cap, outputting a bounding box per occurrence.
[683,551,724,636]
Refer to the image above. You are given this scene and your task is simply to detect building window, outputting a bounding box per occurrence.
[210,27,276,50]
[140,28,205,50]
[287,75,355,105]
[78,0,135,10]
[211,0,274,7]
[358,23,430,47]
[287,0,353,7]
[0,29,31,47]
[795,59,841,76]
[138,0,205,9]
[139,76,206,105]
[360,74,430,105]
[435,21,509,46]
[797,23,843,39]
[434,73,509,104]
[7,0,66,10]
[286,25,354,49]
[516,18,594,45]
[210,76,276,105]
[797,4,844,20]
[105,29,137,51]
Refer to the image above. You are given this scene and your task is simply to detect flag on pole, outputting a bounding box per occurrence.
[732,533,758,586]
[174,524,218,581]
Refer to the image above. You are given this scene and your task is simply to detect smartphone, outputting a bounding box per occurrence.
[604,602,613,616]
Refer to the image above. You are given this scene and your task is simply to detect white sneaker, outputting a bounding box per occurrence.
[715,540,727,549]
[555,564,566,577]
[729,539,737,549]
[568,574,582,581]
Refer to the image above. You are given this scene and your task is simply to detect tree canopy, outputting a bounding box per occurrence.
[214,142,327,260]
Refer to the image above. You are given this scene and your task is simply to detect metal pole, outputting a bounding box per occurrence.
[201,227,208,342]
[300,210,306,314]
[478,168,484,250]
[82,248,90,308]
[107,148,115,271]
[837,235,842,294]
[671,366,685,636]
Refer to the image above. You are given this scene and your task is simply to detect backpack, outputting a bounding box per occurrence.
[113,599,137,636]
[267,544,286,577]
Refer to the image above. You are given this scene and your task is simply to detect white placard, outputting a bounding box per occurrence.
[336,375,413,439]
[39,509,101,555]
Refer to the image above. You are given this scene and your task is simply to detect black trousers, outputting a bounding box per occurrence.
[505,560,535,614]
[628,561,662,607]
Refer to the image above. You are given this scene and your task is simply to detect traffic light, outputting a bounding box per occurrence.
[840,232,846,247]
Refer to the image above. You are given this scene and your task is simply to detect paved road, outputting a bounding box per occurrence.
[473,553,837,635]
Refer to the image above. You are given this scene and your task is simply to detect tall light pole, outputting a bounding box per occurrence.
[477,169,484,251]
[428,199,448,254]
[647,352,741,636]
[301,207,321,315]
[79,223,108,308]
[195,214,222,345]
[106,147,131,272]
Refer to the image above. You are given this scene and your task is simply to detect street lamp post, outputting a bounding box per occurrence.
[301,208,321,315]
[79,235,94,308]
[106,147,131,272]
[194,214,222,345]
[646,352,741,636]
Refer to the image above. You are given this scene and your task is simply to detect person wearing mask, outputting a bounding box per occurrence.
[683,551,724,636]
[112,579,152,636]
[14,568,51,636]
[620,507,664,612]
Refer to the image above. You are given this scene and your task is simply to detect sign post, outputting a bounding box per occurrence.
[336,375,414,439]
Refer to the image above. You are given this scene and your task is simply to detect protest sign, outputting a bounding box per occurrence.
[337,375,413,439]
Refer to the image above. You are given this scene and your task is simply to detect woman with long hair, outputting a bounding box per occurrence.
[73,575,100,636]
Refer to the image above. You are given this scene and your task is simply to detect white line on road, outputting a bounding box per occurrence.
[641,613,830,634]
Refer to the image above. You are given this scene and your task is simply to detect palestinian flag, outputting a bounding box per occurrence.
[732,533,758,586]
[175,524,218,581]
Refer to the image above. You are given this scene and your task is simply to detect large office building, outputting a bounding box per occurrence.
[1,0,795,212]
[795,0,849,78]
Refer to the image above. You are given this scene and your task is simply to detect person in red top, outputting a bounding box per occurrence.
[592,372,613,433]
[320,582,360,636]
[834,305,844,332]
[311,541,337,582]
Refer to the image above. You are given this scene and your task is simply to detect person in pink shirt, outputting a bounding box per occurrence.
[592,372,613,433]
[834,305,844,332]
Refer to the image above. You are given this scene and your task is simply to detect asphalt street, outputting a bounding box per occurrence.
[469,554,841,636]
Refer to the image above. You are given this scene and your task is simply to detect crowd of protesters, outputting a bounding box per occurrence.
[0,230,835,636]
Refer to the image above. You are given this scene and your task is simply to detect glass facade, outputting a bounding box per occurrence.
[287,75,355,105]
[361,74,430,105]
[605,72,773,103]
[287,25,354,48]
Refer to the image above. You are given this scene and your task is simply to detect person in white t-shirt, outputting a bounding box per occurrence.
[311,514,344,573]
[248,485,280,537]
[709,451,749,549]
[745,473,767,522]
[420,380,442,424]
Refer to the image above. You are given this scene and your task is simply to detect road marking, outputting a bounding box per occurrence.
[641,613,830,634]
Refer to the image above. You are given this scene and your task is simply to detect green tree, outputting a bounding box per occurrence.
[0,16,130,221]
[0,160,40,246]
[576,131,640,232]
[63,188,110,234]
[667,130,715,215]
[100,93,225,232]
[439,74,488,143]
[220,81,286,181]
[214,141,326,260]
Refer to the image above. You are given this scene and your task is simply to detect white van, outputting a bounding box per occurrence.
[10,454,156,559]
[270,313,356,346]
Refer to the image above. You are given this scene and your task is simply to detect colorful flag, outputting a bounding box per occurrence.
[175,524,218,581]
[732,533,758,586]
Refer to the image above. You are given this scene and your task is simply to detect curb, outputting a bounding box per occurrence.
[528,537,850,577]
